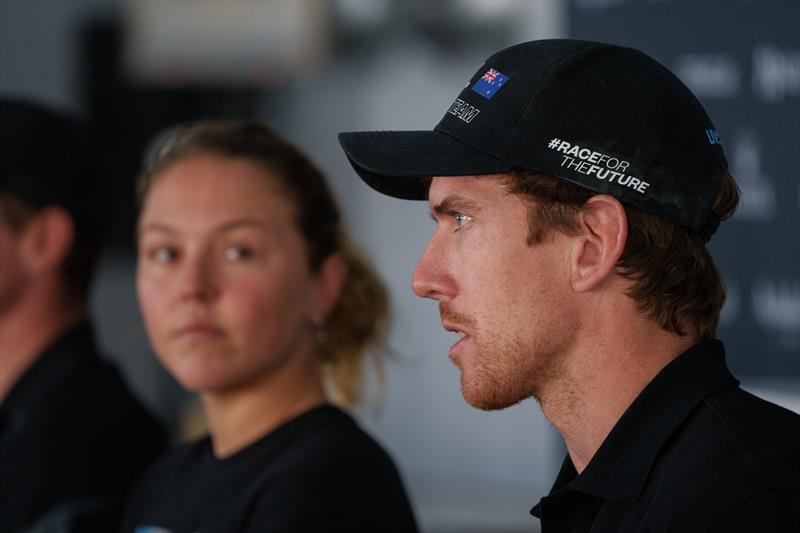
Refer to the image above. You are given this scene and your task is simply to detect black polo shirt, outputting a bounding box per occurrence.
[531,340,800,533]
[0,322,167,532]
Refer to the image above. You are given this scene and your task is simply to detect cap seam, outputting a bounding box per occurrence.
[506,43,611,162]
[638,52,667,205]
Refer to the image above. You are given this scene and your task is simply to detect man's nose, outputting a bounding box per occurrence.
[411,236,455,302]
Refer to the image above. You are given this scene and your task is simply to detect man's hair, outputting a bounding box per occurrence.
[0,191,102,305]
[504,171,740,341]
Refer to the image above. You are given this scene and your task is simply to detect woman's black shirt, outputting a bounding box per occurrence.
[122,405,417,533]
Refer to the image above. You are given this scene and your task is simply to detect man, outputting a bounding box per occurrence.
[338,40,800,532]
[0,98,167,531]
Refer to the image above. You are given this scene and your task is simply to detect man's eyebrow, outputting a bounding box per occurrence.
[430,195,482,219]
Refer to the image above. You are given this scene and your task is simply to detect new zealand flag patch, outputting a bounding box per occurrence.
[471,68,509,100]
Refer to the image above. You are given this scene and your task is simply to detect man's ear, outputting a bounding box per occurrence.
[20,207,75,276]
[570,195,628,292]
[309,253,348,324]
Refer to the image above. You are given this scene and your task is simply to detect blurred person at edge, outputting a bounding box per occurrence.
[0,98,167,532]
[338,39,800,532]
[122,120,417,533]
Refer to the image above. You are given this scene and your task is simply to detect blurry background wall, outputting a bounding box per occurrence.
[1,1,797,532]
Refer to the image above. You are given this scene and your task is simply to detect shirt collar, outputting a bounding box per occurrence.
[532,340,738,515]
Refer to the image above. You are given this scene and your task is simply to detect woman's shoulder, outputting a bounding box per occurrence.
[245,405,418,532]
[272,405,399,474]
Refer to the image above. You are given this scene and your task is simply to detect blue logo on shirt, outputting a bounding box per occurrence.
[705,129,722,145]
[134,526,173,533]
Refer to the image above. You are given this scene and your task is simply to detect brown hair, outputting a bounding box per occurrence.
[504,170,739,341]
[138,120,389,407]
[0,191,101,304]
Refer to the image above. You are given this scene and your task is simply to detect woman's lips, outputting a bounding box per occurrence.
[174,324,225,339]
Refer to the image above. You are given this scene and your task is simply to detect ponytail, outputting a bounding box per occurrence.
[321,238,389,408]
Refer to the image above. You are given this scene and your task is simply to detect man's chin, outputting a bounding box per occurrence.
[460,377,524,411]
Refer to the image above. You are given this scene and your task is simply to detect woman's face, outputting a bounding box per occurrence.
[137,154,324,394]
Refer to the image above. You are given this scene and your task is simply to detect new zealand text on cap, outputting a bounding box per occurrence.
[338,39,728,240]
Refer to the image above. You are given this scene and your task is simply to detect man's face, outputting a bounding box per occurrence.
[412,175,578,410]
[0,217,28,318]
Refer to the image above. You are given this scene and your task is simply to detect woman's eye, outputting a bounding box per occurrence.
[225,246,253,261]
[454,213,473,230]
[151,247,176,263]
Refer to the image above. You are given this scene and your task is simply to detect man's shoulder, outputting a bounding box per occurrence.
[662,386,800,487]
[13,324,161,430]
[609,387,800,531]
[701,386,800,487]
[4,329,166,453]
[643,387,800,522]
[37,349,165,444]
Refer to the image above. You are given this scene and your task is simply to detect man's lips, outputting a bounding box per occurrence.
[449,334,471,356]
[442,321,472,358]
[442,321,472,337]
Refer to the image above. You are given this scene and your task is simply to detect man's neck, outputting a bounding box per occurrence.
[0,286,86,403]
[538,305,695,474]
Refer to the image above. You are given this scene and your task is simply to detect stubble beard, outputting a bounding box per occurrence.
[442,304,565,411]
[461,324,565,411]
[461,333,554,411]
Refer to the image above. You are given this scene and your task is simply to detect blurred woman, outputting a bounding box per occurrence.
[122,120,417,532]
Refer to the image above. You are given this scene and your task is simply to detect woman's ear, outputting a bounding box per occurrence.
[570,195,628,292]
[310,253,348,323]
[20,207,75,277]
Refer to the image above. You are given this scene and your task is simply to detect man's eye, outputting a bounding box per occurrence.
[454,213,473,230]
[152,247,177,263]
[225,246,253,261]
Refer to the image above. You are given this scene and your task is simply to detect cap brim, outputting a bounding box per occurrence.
[338,130,511,200]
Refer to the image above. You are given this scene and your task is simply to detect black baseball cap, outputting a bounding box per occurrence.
[338,39,728,239]
[0,97,108,238]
